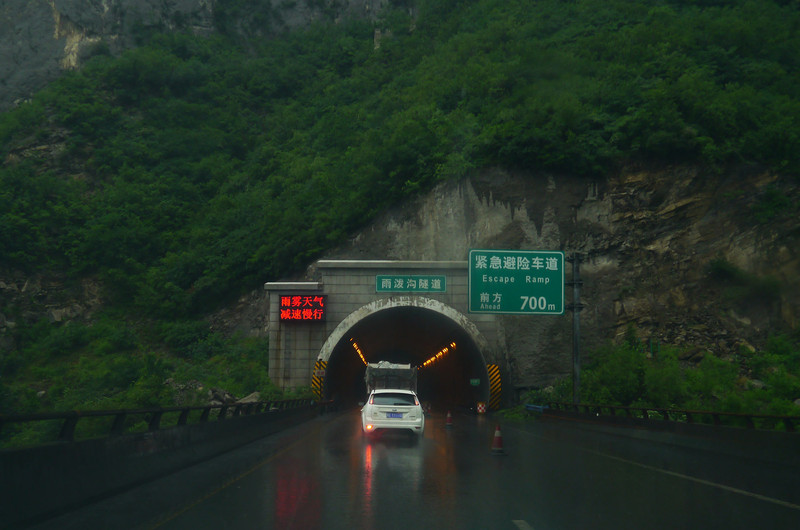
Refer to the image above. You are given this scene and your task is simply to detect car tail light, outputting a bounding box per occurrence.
[414,396,419,406]
[369,395,374,405]
[365,424,374,431]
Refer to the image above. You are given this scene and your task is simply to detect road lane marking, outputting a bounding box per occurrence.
[588,449,800,512]
[517,428,800,512]
[512,520,534,530]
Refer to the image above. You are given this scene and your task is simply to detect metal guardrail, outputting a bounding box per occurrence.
[524,404,549,414]
[0,398,314,445]
[533,401,799,432]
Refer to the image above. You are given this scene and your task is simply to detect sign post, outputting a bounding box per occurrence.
[468,250,564,314]
[566,253,585,404]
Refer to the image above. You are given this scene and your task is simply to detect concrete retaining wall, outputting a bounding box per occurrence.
[0,405,319,528]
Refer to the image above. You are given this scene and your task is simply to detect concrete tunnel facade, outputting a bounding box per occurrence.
[265,260,506,410]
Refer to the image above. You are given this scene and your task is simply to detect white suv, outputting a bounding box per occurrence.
[361,389,425,437]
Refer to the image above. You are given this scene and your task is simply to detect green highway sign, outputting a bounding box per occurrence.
[468,249,564,314]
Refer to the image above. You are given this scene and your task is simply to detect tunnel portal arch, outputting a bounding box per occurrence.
[266,260,505,409]
[318,297,491,408]
[317,296,488,364]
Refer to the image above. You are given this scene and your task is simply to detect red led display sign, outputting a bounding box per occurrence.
[279,295,327,322]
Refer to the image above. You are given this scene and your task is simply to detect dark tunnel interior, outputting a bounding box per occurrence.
[323,306,489,410]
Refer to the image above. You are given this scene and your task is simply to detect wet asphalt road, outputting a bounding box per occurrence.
[29,410,800,530]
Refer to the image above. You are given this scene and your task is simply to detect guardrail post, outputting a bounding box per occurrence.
[177,409,190,426]
[148,411,163,432]
[111,413,127,435]
[59,414,78,442]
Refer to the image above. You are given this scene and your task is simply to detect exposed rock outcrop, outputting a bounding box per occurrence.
[320,166,798,387]
[0,0,408,111]
[0,273,103,346]
[3,165,795,391]
[1,0,214,110]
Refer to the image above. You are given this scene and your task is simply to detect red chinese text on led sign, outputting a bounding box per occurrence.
[279,295,326,322]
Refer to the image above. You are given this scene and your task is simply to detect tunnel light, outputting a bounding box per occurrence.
[351,339,368,366]
[420,341,457,368]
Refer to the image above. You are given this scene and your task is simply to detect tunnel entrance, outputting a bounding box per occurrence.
[321,302,489,411]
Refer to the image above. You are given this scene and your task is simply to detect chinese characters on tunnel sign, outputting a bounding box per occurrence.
[469,250,564,314]
[375,275,446,293]
[279,295,327,322]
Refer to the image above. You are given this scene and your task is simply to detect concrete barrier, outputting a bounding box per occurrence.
[0,405,318,528]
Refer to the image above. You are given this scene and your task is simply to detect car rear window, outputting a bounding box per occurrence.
[372,393,416,406]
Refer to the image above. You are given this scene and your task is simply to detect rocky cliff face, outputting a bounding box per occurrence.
[0,0,402,111]
[0,0,206,110]
[2,2,796,391]
[319,166,798,387]
[2,160,795,390]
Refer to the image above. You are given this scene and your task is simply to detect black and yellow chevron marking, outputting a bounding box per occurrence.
[312,360,327,399]
[487,364,501,410]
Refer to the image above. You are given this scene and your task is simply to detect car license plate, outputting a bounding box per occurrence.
[387,412,402,419]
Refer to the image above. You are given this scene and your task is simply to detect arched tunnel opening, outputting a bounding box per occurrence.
[323,305,489,411]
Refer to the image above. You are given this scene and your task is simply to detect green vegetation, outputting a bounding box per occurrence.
[1,314,287,413]
[0,312,315,446]
[523,330,800,421]
[1,0,799,426]
[751,184,796,223]
[707,257,781,308]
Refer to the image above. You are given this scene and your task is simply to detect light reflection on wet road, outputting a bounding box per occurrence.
[30,410,800,529]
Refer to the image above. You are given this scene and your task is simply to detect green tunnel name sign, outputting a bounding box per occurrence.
[469,249,564,314]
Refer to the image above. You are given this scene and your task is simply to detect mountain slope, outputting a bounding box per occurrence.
[1,0,798,420]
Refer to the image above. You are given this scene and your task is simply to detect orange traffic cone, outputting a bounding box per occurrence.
[445,410,454,428]
[491,424,506,455]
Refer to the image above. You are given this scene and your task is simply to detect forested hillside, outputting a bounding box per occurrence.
[1,0,799,428]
